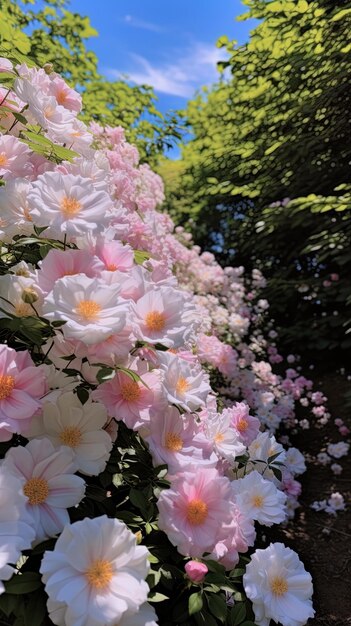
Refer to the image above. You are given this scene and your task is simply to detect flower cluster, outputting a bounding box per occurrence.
[0,55,325,626]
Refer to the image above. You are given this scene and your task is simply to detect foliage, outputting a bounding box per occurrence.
[0,0,182,163]
[165,0,351,360]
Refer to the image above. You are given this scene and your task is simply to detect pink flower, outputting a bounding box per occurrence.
[48,75,82,112]
[0,135,33,180]
[145,406,216,472]
[185,561,208,583]
[93,360,164,430]
[0,345,46,441]
[94,238,134,273]
[225,403,260,446]
[157,467,233,558]
[133,287,195,348]
[3,438,85,543]
[37,248,103,294]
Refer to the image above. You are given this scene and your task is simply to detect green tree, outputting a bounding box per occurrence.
[0,0,181,162]
[167,0,351,359]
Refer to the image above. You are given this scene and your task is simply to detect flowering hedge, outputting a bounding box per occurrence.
[0,53,328,626]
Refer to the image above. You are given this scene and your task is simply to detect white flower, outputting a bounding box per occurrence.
[3,438,85,543]
[27,172,113,239]
[232,471,287,526]
[42,274,129,345]
[0,467,35,593]
[243,542,314,626]
[0,178,34,241]
[40,515,150,626]
[248,432,286,482]
[29,391,112,476]
[327,442,349,459]
[158,352,211,412]
[204,412,246,461]
[285,447,306,475]
[46,600,158,626]
[0,274,43,318]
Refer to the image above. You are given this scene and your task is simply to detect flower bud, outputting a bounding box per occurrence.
[21,287,38,304]
[43,63,54,75]
[185,560,208,583]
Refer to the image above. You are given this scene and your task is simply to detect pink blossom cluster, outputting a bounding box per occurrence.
[0,57,326,626]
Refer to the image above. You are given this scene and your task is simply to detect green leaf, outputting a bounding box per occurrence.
[4,572,41,595]
[96,367,115,384]
[148,591,169,603]
[134,250,151,265]
[206,593,227,621]
[231,602,246,625]
[189,591,203,615]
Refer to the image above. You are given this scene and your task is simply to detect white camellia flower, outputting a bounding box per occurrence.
[28,391,113,476]
[27,172,113,239]
[40,515,150,626]
[42,274,130,345]
[232,471,287,526]
[243,542,314,626]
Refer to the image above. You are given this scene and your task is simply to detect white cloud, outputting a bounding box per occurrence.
[106,42,226,98]
[123,15,164,33]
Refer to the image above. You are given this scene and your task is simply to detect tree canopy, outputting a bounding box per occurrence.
[0,0,181,162]
[164,0,351,359]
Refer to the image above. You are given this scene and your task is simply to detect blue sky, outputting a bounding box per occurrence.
[68,0,256,116]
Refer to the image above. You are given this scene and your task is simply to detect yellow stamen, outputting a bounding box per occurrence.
[237,418,248,432]
[176,377,189,395]
[0,375,15,400]
[105,263,118,271]
[145,311,166,332]
[120,380,141,402]
[14,302,33,317]
[23,477,49,505]
[165,432,183,452]
[60,196,82,218]
[252,495,264,508]
[56,90,67,105]
[187,499,208,525]
[59,426,82,448]
[270,576,288,596]
[76,300,101,321]
[214,432,225,443]
[86,559,113,590]
[0,153,8,167]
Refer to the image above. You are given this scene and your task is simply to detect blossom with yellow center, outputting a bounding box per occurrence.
[76,299,101,321]
[165,432,183,452]
[23,476,50,505]
[252,494,264,508]
[60,196,82,218]
[176,377,189,395]
[120,380,141,402]
[237,418,249,432]
[59,426,82,448]
[214,432,225,443]
[186,499,208,525]
[14,302,33,317]
[270,576,288,596]
[145,311,166,332]
[85,559,114,590]
[0,374,15,400]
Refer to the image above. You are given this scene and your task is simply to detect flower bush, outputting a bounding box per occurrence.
[0,51,332,626]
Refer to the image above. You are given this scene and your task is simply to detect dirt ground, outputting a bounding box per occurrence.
[260,372,351,626]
